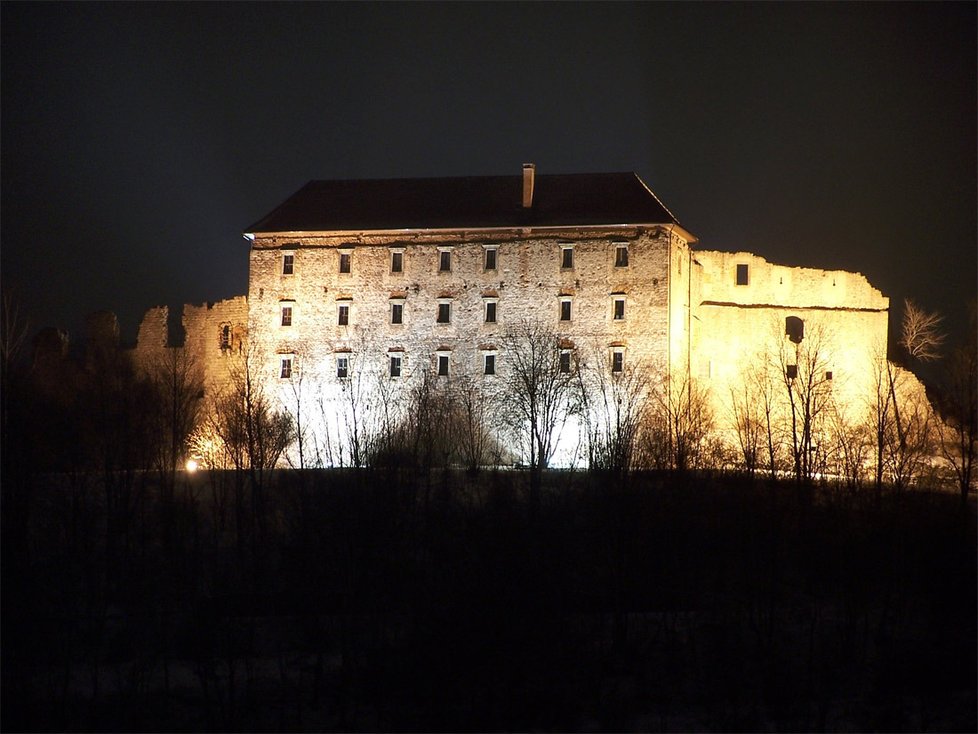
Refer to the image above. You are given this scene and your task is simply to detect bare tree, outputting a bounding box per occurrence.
[729,367,766,476]
[639,367,714,472]
[773,319,833,482]
[147,347,204,498]
[211,346,293,478]
[501,318,580,497]
[668,370,714,472]
[454,374,502,473]
[281,354,311,469]
[828,400,872,490]
[577,344,652,474]
[882,370,935,489]
[899,298,945,363]
[866,347,895,491]
[402,366,459,472]
[935,305,977,503]
[744,356,788,479]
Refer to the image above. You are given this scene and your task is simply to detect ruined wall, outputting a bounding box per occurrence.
[131,296,248,398]
[691,250,890,430]
[182,297,249,397]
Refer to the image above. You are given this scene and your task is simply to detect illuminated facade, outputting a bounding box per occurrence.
[235,165,890,467]
[134,166,890,468]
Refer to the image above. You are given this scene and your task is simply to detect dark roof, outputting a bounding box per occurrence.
[245,172,683,234]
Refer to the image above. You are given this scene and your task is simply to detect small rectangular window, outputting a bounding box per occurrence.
[391,303,403,324]
[337,304,349,326]
[485,301,497,323]
[339,252,351,274]
[220,324,231,350]
[559,351,571,374]
[484,248,497,271]
[280,357,293,379]
[391,251,403,273]
[736,263,749,286]
[484,354,496,375]
[614,244,629,267]
[786,364,798,380]
[561,246,574,269]
[282,254,294,275]
[613,298,625,320]
[825,370,833,381]
[560,299,572,321]
[281,305,293,327]
[612,351,624,373]
[437,354,449,376]
[390,355,402,378]
[337,356,349,379]
[439,250,452,272]
[437,302,451,324]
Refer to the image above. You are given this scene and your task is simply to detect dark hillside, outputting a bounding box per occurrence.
[2,469,975,732]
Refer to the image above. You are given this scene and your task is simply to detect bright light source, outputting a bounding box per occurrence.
[185,458,199,473]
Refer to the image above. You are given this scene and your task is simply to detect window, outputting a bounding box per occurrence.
[559,298,572,322]
[485,300,497,323]
[280,356,293,379]
[437,301,451,324]
[337,355,349,379]
[613,297,625,320]
[614,244,629,267]
[391,302,403,325]
[391,250,403,273]
[561,246,574,269]
[484,354,496,375]
[337,303,350,326]
[786,364,798,380]
[484,247,498,271]
[390,355,402,378]
[437,354,450,377]
[736,263,749,286]
[825,370,833,381]
[220,323,231,350]
[611,350,624,374]
[280,304,293,327]
[559,351,572,374]
[282,253,294,275]
[339,252,351,274]
[439,249,452,272]
[785,316,805,344]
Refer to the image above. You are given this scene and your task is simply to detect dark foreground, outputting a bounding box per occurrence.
[2,469,975,732]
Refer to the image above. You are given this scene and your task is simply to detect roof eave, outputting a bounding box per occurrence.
[245,221,696,241]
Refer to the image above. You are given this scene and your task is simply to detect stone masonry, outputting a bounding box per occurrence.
[127,168,892,468]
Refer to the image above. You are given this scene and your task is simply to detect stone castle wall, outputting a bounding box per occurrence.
[247,226,685,386]
[131,296,248,398]
[127,236,891,468]
[244,226,689,465]
[691,250,890,429]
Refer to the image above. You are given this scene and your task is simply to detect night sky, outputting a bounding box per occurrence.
[2,2,975,349]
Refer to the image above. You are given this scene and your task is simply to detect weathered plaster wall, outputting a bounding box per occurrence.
[691,250,890,430]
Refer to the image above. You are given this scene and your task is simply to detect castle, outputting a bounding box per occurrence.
[135,165,891,469]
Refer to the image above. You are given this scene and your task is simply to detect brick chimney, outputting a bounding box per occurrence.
[522,163,535,209]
